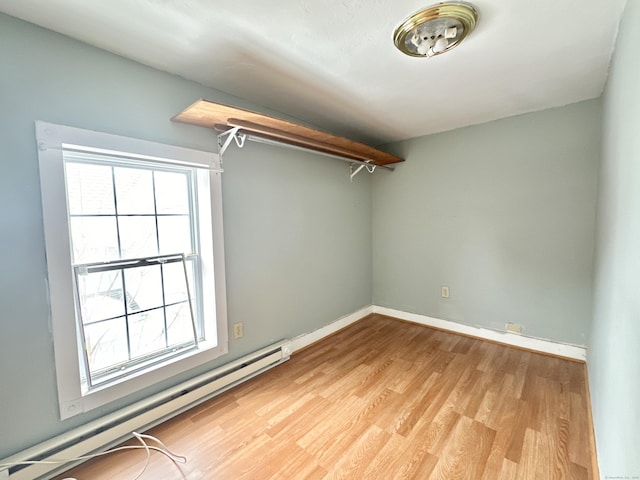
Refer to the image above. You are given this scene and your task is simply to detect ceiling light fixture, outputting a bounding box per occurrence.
[393,2,478,58]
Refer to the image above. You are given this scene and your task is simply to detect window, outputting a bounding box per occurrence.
[37,122,228,419]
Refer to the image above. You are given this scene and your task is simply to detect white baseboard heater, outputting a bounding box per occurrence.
[1,340,292,480]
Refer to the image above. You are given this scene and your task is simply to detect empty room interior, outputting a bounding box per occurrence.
[0,0,639,479]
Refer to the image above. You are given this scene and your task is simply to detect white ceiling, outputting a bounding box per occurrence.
[0,0,628,144]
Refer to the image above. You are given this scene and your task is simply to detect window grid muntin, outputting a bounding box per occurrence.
[64,153,203,388]
[80,298,191,327]
[151,175,170,348]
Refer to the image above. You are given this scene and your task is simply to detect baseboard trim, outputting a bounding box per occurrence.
[290,305,374,353]
[373,306,587,361]
[288,305,587,362]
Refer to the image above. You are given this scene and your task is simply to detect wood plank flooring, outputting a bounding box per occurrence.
[54,314,595,480]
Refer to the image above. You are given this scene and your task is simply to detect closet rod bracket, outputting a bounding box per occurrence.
[218,126,246,156]
[350,162,377,182]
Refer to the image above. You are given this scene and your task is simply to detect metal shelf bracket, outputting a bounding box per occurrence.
[350,162,377,182]
[218,126,246,156]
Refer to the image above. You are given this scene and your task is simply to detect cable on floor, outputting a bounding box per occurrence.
[0,432,187,480]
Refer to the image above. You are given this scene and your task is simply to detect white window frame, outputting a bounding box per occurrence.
[36,121,228,420]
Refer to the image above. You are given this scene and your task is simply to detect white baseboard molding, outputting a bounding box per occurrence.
[290,305,374,352]
[373,306,587,361]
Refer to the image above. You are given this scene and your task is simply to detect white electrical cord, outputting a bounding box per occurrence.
[0,432,187,480]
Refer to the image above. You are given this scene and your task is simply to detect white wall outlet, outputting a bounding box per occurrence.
[441,286,450,298]
[233,322,244,339]
[505,322,522,333]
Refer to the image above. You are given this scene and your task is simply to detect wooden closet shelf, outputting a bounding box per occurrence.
[172,99,404,167]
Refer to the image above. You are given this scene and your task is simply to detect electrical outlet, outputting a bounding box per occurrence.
[441,286,450,298]
[233,322,244,339]
[505,322,522,333]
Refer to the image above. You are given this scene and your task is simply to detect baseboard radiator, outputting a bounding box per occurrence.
[1,340,292,480]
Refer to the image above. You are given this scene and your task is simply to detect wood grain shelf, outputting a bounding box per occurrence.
[172,99,404,167]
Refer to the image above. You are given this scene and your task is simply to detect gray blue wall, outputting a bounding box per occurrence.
[590,0,640,476]
[0,13,372,458]
[3,5,637,476]
[373,101,601,345]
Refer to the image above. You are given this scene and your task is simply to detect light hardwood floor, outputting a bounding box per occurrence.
[54,314,595,479]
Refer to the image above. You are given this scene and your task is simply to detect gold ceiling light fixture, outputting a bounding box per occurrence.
[393,2,478,57]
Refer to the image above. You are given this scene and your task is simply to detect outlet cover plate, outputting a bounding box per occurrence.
[505,322,522,333]
[233,322,244,339]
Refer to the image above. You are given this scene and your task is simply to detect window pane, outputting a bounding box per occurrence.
[162,261,190,304]
[70,216,119,263]
[124,265,164,312]
[128,309,167,358]
[166,302,195,345]
[158,216,192,255]
[184,258,197,304]
[85,317,129,372]
[119,216,158,258]
[65,162,115,215]
[186,259,202,337]
[77,270,125,323]
[155,171,190,214]
[114,167,155,214]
